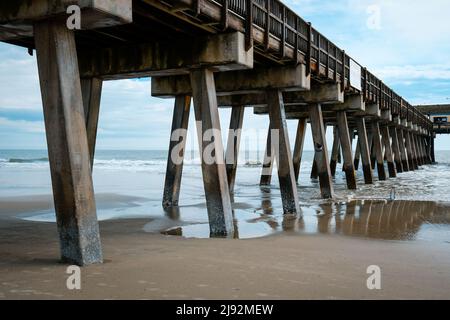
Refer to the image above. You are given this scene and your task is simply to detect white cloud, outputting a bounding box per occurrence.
[0,117,44,133]
[1,2,450,149]
[0,54,41,111]
[375,64,450,81]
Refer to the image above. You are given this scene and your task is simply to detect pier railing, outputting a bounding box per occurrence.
[170,0,432,130]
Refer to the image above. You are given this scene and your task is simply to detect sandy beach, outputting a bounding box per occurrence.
[1,196,450,300]
[1,151,450,300]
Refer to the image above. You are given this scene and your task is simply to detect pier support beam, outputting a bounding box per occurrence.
[414,134,423,166]
[415,135,421,164]
[190,69,234,237]
[424,136,430,164]
[308,104,334,199]
[417,136,423,165]
[81,78,103,169]
[330,126,341,177]
[267,90,301,214]
[430,134,436,163]
[422,136,428,164]
[35,20,102,266]
[311,155,319,180]
[368,131,376,170]
[336,111,357,190]
[389,127,403,173]
[293,118,307,182]
[420,136,427,164]
[371,121,387,180]
[424,136,432,164]
[404,131,417,170]
[422,135,428,164]
[356,118,374,184]
[411,133,420,167]
[354,141,361,170]
[398,129,410,171]
[414,133,421,168]
[411,132,419,169]
[412,134,419,166]
[260,128,274,186]
[424,134,434,164]
[225,106,245,194]
[311,125,327,180]
[380,125,397,178]
[163,96,191,208]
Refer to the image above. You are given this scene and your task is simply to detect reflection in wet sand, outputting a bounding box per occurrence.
[313,200,443,241]
[162,198,450,243]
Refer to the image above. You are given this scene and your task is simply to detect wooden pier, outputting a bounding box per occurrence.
[0,0,435,265]
[415,104,450,162]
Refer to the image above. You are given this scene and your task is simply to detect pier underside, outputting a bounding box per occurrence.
[0,0,435,265]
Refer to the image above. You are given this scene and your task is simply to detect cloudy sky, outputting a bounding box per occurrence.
[1,0,449,151]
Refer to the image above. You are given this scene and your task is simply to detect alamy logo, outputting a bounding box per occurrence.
[66,265,81,290]
[66,5,81,30]
[366,265,381,290]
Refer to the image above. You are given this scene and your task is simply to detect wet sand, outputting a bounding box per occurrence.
[1,197,450,300]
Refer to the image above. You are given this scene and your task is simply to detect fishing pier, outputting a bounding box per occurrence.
[0,0,436,265]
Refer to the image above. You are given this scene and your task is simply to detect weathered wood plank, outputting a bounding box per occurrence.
[260,127,274,186]
[429,135,435,164]
[430,134,436,163]
[311,125,327,180]
[218,82,343,107]
[371,121,387,180]
[412,134,419,166]
[410,131,419,169]
[354,139,361,170]
[81,78,103,169]
[330,126,340,177]
[190,68,234,237]
[389,126,403,173]
[420,135,427,164]
[293,118,307,182]
[420,136,427,164]
[404,130,417,170]
[355,117,374,184]
[414,134,423,166]
[34,19,102,266]
[80,32,253,79]
[152,64,309,97]
[423,136,429,164]
[310,155,319,179]
[411,132,420,169]
[0,0,133,41]
[267,90,301,214]
[418,136,425,164]
[225,106,245,194]
[380,125,397,178]
[398,129,410,171]
[308,103,334,198]
[336,111,357,190]
[368,130,376,170]
[422,136,431,164]
[163,95,191,208]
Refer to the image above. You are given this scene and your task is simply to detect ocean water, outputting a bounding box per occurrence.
[1,149,450,242]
